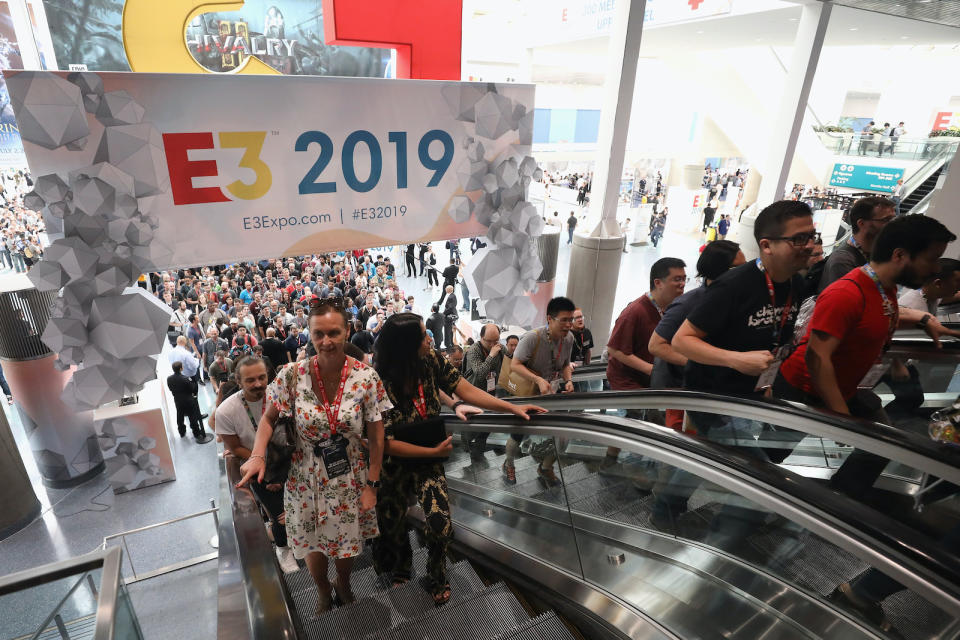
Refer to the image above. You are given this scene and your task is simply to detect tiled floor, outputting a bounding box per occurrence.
[0,220,705,636]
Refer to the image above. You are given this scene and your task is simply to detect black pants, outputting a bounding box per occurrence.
[427,269,438,286]
[419,254,428,276]
[443,321,454,349]
[174,398,203,436]
[405,255,416,277]
[373,459,452,591]
[437,281,455,305]
[250,480,288,547]
[774,375,890,500]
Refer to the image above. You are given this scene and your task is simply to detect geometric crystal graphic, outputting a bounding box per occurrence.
[87,288,174,360]
[95,90,145,127]
[97,415,174,494]
[92,123,170,197]
[7,71,89,149]
[445,83,546,326]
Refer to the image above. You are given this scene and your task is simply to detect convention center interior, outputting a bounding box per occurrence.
[5,1,960,639]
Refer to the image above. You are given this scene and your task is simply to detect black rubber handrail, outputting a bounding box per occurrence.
[499,389,960,485]
[442,411,960,611]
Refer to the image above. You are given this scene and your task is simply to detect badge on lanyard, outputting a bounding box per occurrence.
[314,435,350,479]
[754,259,793,391]
[857,264,898,389]
[486,371,496,392]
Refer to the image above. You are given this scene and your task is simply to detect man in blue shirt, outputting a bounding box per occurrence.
[168,335,201,383]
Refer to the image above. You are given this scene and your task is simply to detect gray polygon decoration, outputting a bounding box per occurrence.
[474,92,515,140]
[87,287,172,360]
[448,195,473,224]
[97,415,173,494]
[67,72,104,97]
[70,365,125,408]
[41,316,87,352]
[92,123,170,197]
[63,212,106,246]
[44,236,98,281]
[443,82,547,327]
[7,71,90,150]
[95,90,145,127]
[33,173,70,203]
[27,260,68,291]
[66,137,88,151]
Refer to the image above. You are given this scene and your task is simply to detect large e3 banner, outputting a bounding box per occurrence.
[5,71,535,268]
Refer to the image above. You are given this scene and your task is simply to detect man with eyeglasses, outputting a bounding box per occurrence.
[504,297,576,487]
[463,323,504,459]
[820,196,895,293]
[650,201,814,541]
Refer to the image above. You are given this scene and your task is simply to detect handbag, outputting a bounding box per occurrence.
[261,368,297,484]
[503,331,542,397]
[391,415,448,465]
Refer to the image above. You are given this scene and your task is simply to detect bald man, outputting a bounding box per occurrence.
[463,323,503,459]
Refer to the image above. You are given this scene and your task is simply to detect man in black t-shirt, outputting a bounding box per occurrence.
[651,200,816,542]
[570,308,593,365]
[567,213,578,244]
[259,328,286,371]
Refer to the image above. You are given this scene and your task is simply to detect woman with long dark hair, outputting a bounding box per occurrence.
[372,312,544,605]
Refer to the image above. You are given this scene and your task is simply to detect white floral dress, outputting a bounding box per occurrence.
[268,357,392,560]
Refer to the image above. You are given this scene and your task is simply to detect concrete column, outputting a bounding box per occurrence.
[926,145,960,230]
[566,0,646,348]
[738,0,832,259]
[0,405,40,540]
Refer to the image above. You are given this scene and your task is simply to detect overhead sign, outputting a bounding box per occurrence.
[6,71,536,268]
[828,163,903,192]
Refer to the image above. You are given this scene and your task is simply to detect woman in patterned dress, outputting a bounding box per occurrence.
[238,299,391,614]
[371,312,545,605]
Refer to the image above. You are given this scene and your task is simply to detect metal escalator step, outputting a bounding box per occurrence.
[570,481,638,517]
[561,472,629,502]
[555,461,590,484]
[488,612,575,640]
[285,547,434,599]
[362,582,530,640]
[302,561,487,640]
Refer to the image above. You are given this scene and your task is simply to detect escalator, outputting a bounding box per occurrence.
[217,390,960,640]
[899,164,944,216]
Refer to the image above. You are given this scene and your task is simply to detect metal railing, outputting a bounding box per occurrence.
[99,500,219,584]
[814,131,960,164]
[0,547,132,640]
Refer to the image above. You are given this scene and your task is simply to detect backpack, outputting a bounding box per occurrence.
[229,335,253,359]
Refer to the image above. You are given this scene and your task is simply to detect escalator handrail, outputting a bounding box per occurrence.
[442,412,960,614]
[499,389,960,487]
[218,455,298,640]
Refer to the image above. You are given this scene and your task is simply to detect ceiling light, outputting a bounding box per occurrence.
[696,30,704,34]
[901,35,910,39]
[848,27,858,31]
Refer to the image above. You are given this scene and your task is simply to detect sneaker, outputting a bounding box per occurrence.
[501,462,517,485]
[598,454,620,476]
[276,546,299,574]
[827,582,887,627]
[537,464,560,487]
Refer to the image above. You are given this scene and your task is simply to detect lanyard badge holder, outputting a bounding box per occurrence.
[754,259,794,391]
[857,264,898,389]
[311,356,352,479]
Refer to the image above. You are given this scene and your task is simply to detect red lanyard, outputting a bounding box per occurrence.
[756,259,793,349]
[311,356,351,436]
[861,264,898,349]
[412,383,428,420]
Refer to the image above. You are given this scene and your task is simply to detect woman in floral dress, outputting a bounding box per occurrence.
[239,300,391,614]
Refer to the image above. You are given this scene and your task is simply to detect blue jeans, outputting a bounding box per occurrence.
[0,362,11,397]
[11,252,25,272]
[0,249,10,269]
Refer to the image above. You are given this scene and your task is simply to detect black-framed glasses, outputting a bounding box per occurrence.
[764,231,821,248]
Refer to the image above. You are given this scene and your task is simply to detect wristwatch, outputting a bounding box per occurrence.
[451,400,465,410]
[916,313,932,329]
[366,479,381,489]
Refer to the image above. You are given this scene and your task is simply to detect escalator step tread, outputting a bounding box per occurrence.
[302,560,487,640]
[361,582,529,640]
[488,612,576,640]
[286,547,436,598]
[555,461,590,484]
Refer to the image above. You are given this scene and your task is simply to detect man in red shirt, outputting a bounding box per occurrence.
[603,257,686,478]
[776,215,956,499]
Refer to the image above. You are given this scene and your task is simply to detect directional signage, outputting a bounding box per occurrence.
[828,163,903,192]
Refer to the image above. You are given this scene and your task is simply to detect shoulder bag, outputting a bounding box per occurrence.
[261,366,298,484]
[504,331,543,397]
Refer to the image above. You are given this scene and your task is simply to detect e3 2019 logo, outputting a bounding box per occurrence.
[162,129,455,206]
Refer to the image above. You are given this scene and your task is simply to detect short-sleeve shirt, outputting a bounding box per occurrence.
[208,357,234,384]
[514,327,573,383]
[214,393,286,450]
[381,350,461,438]
[819,242,866,293]
[898,288,937,314]
[571,328,594,363]
[684,261,802,395]
[606,296,662,389]
[650,286,707,389]
[780,267,895,400]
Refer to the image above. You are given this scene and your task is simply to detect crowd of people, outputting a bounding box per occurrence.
[0,171,44,274]
[189,190,955,633]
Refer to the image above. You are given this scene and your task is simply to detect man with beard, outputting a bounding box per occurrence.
[776,215,957,499]
[214,355,298,573]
